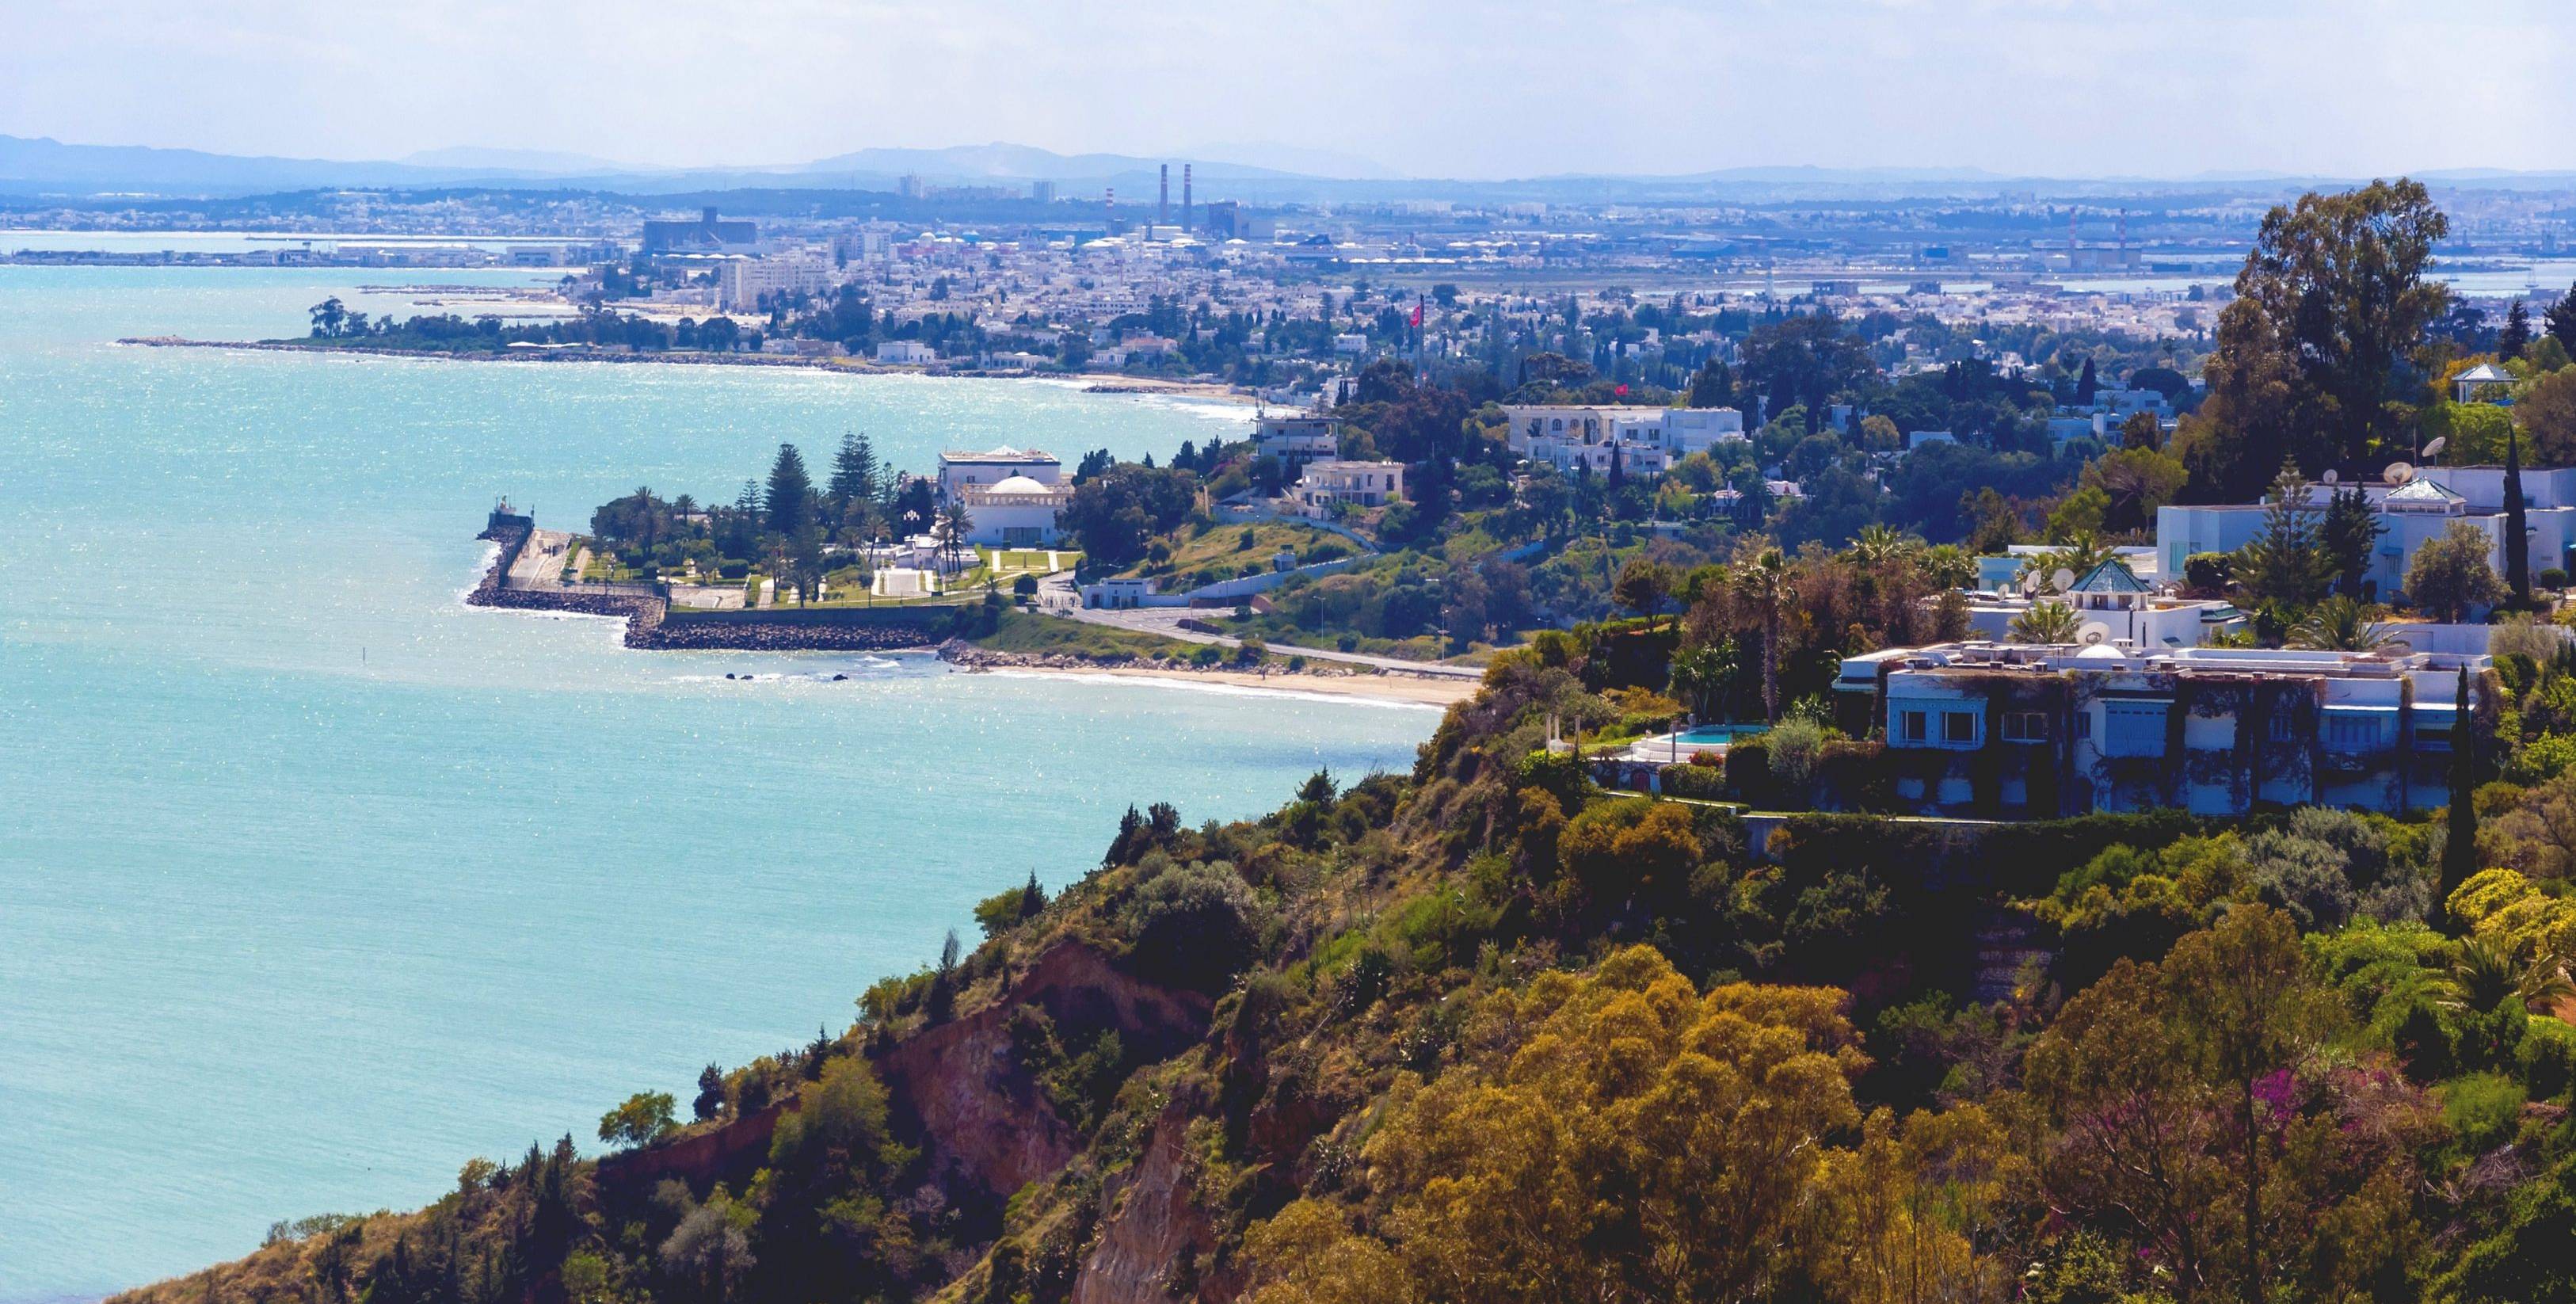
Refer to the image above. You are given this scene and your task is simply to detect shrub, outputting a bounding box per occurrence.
[2544,568,2570,590]
[2518,1016,2576,1101]
[718,560,749,580]
[1725,739,1774,804]
[1659,763,1728,801]
[1192,644,1226,666]
[1123,860,1268,990]
[2441,1071,2529,1153]
[1763,718,1835,791]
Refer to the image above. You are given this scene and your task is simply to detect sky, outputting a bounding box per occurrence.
[2,0,2570,181]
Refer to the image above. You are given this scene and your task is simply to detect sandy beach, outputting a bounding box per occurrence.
[973,661,1477,707]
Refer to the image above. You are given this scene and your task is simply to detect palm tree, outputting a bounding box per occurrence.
[933,500,974,574]
[2007,599,2084,644]
[2285,596,2403,652]
[1846,524,1918,571]
[2017,532,2116,592]
[2438,938,2523,1015]
[1734,547,1793,721]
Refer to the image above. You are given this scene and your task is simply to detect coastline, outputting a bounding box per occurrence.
[116,336,1259,404]
[939,643,1477,707]
[467,520,1470,704]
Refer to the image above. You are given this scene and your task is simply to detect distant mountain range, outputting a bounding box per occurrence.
[3,133,2573,203]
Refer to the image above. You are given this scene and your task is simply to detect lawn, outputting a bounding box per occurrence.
[1116,520,1354,582]
[973,609,1206,661]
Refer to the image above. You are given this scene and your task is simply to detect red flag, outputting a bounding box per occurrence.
[1615,383,1629,397]
[1410,299,1423,328]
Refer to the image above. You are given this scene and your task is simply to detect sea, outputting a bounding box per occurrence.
[0,266,1437,1302]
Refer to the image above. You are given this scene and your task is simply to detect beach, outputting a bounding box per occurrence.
[962,659,1477,707]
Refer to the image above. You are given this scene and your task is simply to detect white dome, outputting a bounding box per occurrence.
[988,475,1050,495]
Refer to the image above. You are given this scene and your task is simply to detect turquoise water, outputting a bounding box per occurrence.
[0,268,1436,1302]
[1675,724,1766,745]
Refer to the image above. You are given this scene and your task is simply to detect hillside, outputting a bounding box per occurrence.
[115,632,2576,1304]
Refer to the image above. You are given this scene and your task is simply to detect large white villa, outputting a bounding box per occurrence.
[938,446,1073,547]
[2157,466,2576,601]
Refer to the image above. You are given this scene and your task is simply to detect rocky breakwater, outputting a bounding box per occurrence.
[466,517,669,639]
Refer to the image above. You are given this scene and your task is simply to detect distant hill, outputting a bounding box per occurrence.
[794,142,1315,183]
[398,146,646,175]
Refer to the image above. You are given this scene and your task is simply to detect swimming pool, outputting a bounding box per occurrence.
[1674,723,1767,746]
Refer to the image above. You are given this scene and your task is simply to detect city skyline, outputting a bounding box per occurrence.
[4,0,2571,183]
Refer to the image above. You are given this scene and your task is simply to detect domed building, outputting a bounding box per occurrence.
[958,472,1074,547]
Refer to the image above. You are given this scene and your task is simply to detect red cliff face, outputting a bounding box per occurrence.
[876,940,1214,1200]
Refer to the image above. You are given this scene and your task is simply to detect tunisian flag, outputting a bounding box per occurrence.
[1410,299,1424,328]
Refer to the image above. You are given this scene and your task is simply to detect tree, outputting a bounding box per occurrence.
[1735,546,1794,721]
[2405,519,2506,622]
[2078,446,2187,535]
[2320,485,2387,599]
[764,443,814,536]
[826,431,880,528]
[2549,280,2576,360]
[308,296,347,337]
[2075,355,2099,406]
[2445,666,2480,923]
[2521,367,2576,466]
[2181,181,2450,497]
[597,1090,676,1150]
[2008,600,2083,644]
[2502,299,2534,360]
[2234,463,2333,607]
[693,1065,726,1121]
[933,499,973,572]
[2159,906,2342,1303]
[1668,639,1736,721]
[1611,557,1670,624]
[2285,596,2397,650]
[1056,463,1198,566]
[1686,358,1733,408]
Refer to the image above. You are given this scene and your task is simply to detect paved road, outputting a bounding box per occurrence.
[1053,602,1484,679]
[507,529,576,589]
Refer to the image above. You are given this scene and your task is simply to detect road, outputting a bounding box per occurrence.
[1051,600,1484,680]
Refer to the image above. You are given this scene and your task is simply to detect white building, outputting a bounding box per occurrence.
[1255,414,1339,468]
[715,252,833,311]
[1959,559,2240,650]
[1834,639,2490,817]
[876,340,939,364]
[939,446,1061,500]
[958,475,1074,547]
[1503,404,1743,471]
[2157,467,2576,602]
[1293,459,1405,517]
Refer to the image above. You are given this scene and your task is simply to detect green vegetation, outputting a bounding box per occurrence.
[970,608,1203,662]
[123,606,2576,1304]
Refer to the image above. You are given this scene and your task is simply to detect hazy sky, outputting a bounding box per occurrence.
[3,0,2570,179]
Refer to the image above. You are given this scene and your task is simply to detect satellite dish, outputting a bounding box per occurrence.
[2384,462,2415,486]
[2321,468,2339,484]
[2078,621,2113,646]
[2052,567,2078,593]
[2020,570,2040,595]
[2422,437,2448,459]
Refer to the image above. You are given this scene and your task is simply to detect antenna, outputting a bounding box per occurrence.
[2422,436,2448,459]
[2321,468,2338,484]
[2052,567,2077,594]
[1158,164,1168,232]
[2384,462,2416,486]
[1183,163,1193,233]
[2078,621,2113,647]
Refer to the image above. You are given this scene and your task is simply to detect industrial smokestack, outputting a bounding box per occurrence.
[1183,164,1193,232]
[1159,164,1169,231]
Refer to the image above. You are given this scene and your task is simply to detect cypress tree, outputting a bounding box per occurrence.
[2506,421,2530,604]
[2441,665,2479,928]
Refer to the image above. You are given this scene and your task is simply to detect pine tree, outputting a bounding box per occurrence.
[2236,462,2332,607]
[693,1063,726,1120]
[2506,421,2530,604]
[2549,281,2576,358]
[764,443,813,536]
[2500,298,2532,360]
[827,430,879,523]
[2441,665,2479,928]
[2076,356,2099,405]
[2320,486,2385,599]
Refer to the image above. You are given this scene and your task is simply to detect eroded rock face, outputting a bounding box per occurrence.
[1071,1107,1216,1304]
[875,942,1214,1203]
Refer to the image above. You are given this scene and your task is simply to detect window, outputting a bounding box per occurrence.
[2324,713,2383,752]
[1899,710,1927,743]
[2268,712,2297,743]
[2100,700,2169,758]
[2074,711,2092,741]
[1942,711,1980,745]
[2414,709,2457,753]
[2000,711,2048,742]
